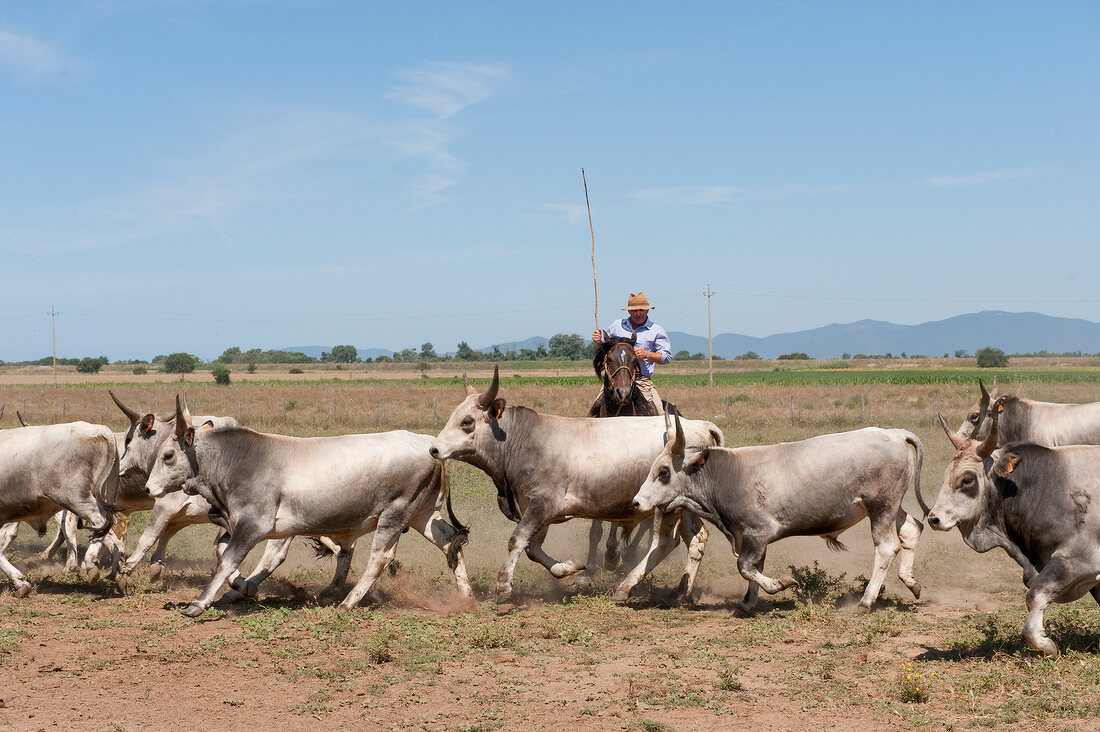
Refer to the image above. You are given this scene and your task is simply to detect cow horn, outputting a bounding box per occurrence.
[0,405,3,421]
[978,379,990,406]
[462,371,477,397]
[936,412,967,450]
[174,395,193,439]
[671,414,686,456]
[978,397,1004,459]
[476,365,500,410]
[108,390,142,423]
[16,410,30,427]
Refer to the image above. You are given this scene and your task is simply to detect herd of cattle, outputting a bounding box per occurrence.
[3,374,1100,657]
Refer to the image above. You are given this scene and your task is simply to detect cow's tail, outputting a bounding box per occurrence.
[90,430,119,539]
[906,432,930,517]
[308,537,334,558]
[439,460,469,571]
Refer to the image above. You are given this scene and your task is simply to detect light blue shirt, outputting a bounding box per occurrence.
[605,317,672,376]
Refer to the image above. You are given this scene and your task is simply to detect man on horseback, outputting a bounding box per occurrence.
[591,291,672,414]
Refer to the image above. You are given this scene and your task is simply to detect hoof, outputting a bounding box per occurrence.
[116,574,131,595]
[603,552,622,572]
[611,588,631,603]
[734,603,756,617]
[86,566,100,584]
[179,603,205,618]
[856,601,873,614]
[222,590,246,603]
[14,583,32,599]
[317,588,344,606]
[779,575,798,591]
[495,586,513,604]
[908,582,922,600]
[549,560,583,579]
[148,562,165,583]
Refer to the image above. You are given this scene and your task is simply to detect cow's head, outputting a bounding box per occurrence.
[111,390,166,483]
[429,366,505,462]
[928,398,1007,531]
[632,414,709,512]
[956,378,998,441]
[145,395,199,498]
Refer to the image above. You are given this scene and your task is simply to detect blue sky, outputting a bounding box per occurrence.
[2,2,1098,361]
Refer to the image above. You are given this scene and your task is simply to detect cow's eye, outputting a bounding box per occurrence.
[968,413,979,424]
[657,466,670,483]
[958,473,977,493]
[163,450,175,464]
[461,416,475,430]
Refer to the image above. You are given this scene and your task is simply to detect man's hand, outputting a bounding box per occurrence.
[634,347,653,361]
[592,330,603,344]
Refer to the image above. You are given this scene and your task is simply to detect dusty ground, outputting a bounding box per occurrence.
[3,512,1100,732]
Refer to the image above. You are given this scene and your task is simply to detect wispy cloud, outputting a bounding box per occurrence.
[387,62,510,119]
[0,28,75,80]
[628,184,845,207]
[923,169,1038,187]
[385,61,510,210]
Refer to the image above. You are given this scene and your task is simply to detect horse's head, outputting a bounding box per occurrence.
[593,331,639,406]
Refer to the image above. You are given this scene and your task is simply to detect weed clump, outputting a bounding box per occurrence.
[788,561,846,605]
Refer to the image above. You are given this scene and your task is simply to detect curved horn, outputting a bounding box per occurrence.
[109,390,142,423]
[16,410,30,427]
[978,379,990,406]
[671,414,686,456]
[174,395,192,440]
[936,412,967,450]
[476,366,500,411]
[462,371,476,396]
[977,397,1004,459]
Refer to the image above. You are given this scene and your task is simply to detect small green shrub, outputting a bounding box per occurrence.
[289,367,304,374]
[788,561,846,605]
[211,365,230,385]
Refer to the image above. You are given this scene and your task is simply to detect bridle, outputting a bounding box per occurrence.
[602,342,639,388]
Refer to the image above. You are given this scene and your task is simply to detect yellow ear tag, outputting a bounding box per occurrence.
[996,403,1005,414]
[203,424,212,430]
[1004,462,1014,473]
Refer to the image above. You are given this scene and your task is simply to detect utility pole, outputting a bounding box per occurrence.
[48,306,59,387]
[705,284,713,387]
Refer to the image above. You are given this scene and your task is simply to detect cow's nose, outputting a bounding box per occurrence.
[632,500,641,510]
[428,446,440,459]
[927,513,941,528]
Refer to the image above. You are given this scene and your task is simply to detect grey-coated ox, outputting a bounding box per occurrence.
[632,416,928,611]
[958,379,1100,446]
[929,403,1100,656]
[0,421,117,596]
[145,398,472,617]
[109,393,350,598]
[428,366,724,603]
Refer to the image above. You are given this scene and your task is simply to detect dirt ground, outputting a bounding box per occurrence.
[3,515,1100,732]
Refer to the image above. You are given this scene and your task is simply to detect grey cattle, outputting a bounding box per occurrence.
[111,393,351,596]
[632,416,928,611]
[929,404,1100,656]
[958,379,1100,446]
[0,421,117,596]
[428,366,724,603]
[145,398,472,617]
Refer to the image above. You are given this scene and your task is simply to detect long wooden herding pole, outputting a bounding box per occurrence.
[582,168,598,331]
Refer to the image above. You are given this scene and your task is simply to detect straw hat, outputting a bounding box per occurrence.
[623,292,654,311]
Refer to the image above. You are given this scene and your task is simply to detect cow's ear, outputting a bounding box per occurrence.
[992,452,1020,477]
[201,420,214,430]
[182,426,196,449]
[488,398,506,420]
[685,448,709,474]
[139,414,155,434]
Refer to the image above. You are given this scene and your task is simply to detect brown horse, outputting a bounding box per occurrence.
[588,332,680,417]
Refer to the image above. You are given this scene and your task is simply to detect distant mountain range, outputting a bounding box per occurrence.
[282,311,1100,361]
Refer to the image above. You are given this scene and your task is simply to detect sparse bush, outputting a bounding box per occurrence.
[247,362,256,373]
[132,366,147,375]
[734,351,761,360]
[289,367,304,374]
[788,561,846,605]
[777,352,811,361]
[211,365,231,385]
[76,356,108,373]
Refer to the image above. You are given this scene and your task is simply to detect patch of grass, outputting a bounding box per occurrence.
[788,561,846,605]
[363,625,393,664]
[896,660,932,703]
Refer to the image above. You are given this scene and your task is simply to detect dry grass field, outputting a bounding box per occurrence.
[3,361,1100,730]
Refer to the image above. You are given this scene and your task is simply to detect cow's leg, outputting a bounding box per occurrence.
[40,511,81,572]
[228,538,293,598]
[737,534,796,601]
[1090,585,1100,607]
[612,510,682,602]
[180,527,264,617]
[407,502,474,599]
[0,523,32,598]
[318,542,356,605]
[1021,561,1082,656]
[65,497,112,585]
[338,511,410,610]
[602,522,623,571]
[859,514,904,610]
[105,513,130,579]
[522,525,585,580]
[894,511,923,599]
[496,502,556,602]
[672,513,709,601]
[123,496,208,581]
